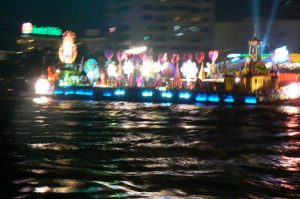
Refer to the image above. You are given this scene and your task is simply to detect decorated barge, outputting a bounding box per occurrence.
[35,31,300,105]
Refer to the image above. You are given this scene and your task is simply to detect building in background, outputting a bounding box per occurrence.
[81,29,107,56]
[213,19,300,54]
[17,22,62,52]
[105,0,215,54]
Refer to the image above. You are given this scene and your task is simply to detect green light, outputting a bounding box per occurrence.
[32,26,62,36]
[143,35,150,41]
[240,53,270,57]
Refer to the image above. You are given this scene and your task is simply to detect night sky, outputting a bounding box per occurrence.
[0,0,294,38]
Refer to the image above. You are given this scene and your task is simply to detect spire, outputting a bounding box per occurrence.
[253,25,258,40]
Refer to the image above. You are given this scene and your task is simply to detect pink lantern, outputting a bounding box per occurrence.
[162,53,168,62]
[209,50,219,63]
[195,52,205,64]
[140,53,148,61]
[188,53,193,61]
[105,50,114,60]
[117,51,125,62]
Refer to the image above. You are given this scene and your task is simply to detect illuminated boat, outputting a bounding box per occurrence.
[34,31,300,106]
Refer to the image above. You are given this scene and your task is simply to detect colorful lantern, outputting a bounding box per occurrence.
[105,50,114,60]
[181,60,198,84]
[84,59,100,83]
[209,50,219,63]
[58,31,77,64]
[195,52,205,64]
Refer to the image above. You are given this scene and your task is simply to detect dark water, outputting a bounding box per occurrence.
[0,97,299,198]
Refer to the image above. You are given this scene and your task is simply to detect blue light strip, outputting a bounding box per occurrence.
[65,90,75,95]
[103,91,112,97]
[142,90,153,97]
[179,92,191,99]
[161,91,173,98]
[208,94,220,102]
[75,89,94,96]
[195,93,207,102]
[53,89,64,95]
[223,95,235,103]
[244,96,257,104]
[114,89,125,96]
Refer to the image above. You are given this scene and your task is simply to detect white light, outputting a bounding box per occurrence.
[35,78,52,95]
[282,83,300,99]
[141,60,153,77]
[125,46,147,55]
[107,63,117,78]
[273,46,289,63]
[235,77,241,83]
[265,62,273,69]
[123,60,134,76]
[180,60,198,84]
[153,62,163,73]
[55,69,60,73]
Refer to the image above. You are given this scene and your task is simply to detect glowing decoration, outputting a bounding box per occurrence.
[22,22,33,34]
[195,52,205,64]
[123,60,134,77]
[248,35,262,62]
[84,59,100,83]
[209,50,219,63]
[117,51,125,62]
[272,46,289,63]
[180,60,198,84]
[141,60,153,77]
[58,31,77,64]
[265,62,273,69]
[107,62,117,78]
[153,62,163,73]
[105,50,114,60]
[161,62,175,78]
[289,53,300,63]
[35,78,52,95]
[280,83,300,99]
[235,77,241,83]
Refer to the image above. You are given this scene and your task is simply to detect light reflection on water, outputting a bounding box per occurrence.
[1,99,300,198]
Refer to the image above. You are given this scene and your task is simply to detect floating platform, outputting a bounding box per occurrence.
[50,86,259,105]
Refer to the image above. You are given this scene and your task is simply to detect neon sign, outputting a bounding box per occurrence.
[22,22,62,36]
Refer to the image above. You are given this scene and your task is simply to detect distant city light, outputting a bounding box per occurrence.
[21,22,62,36]
[109,26,116,33]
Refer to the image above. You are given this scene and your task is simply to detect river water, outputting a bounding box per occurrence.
[0,97,299,198]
